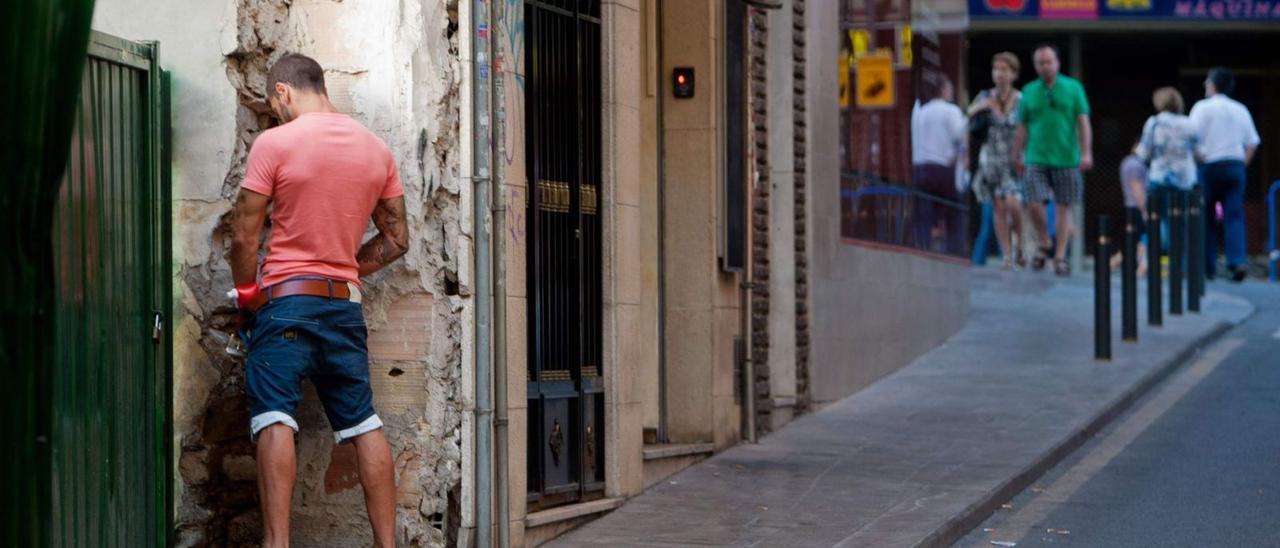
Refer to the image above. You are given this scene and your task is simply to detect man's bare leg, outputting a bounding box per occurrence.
[352,429,396,548]
[257,424,297,548]
[1029,200,1051,251]
[1054,202,1073,260]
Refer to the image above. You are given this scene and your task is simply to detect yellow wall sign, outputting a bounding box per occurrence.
[855,53,894,109]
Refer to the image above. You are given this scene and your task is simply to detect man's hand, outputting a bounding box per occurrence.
[356,196,410,277]
[230,189,271,288]
[1079,151,1094,172]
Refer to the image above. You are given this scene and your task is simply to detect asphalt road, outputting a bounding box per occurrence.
[958,280,1280,548]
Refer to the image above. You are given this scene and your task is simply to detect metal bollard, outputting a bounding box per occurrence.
[1147,188,1163,327]
[1122,208,1138,341]
[1096,215,1112,361]
[1188,186,1203,313]
[1169,189,1184,316]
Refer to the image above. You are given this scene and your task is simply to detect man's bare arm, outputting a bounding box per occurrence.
[1077,114,1094,172]
[229,189,271,287]
[1245,145,1258,166]
[1013,124,1027,174]
[357,196,410,277]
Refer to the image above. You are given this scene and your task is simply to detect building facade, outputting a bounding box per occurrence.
[92,0,472,545]
[71,0,975,546]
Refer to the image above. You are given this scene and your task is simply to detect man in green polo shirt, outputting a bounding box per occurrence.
[1014,44,1093,276]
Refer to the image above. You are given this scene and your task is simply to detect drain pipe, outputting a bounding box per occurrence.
[471,0,495,545]
[489,0,511,544]
[656,0,669,443]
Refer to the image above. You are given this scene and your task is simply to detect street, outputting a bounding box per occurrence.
[961,281,1280,548]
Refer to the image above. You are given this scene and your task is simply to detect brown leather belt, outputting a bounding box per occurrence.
[244,279,352,313]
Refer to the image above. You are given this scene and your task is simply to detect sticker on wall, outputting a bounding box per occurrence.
[855,52,895,109]
[839,50,852,108]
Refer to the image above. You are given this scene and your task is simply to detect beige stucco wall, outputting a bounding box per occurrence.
[660,0,744,449]
[638,0,663,438]
[92,0,471,545]
[804,0,970,407]
[765,0,799,428]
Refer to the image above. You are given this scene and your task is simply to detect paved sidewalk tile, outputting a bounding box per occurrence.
[549,270,1253,548]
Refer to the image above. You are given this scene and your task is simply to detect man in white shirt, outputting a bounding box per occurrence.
[1189,66,1260,281]
[911,77,967,255]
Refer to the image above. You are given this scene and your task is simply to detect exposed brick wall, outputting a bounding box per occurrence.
[748,7,772,436]
[792,0,812,413]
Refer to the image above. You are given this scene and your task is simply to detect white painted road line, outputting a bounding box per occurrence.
[973,337,1246,548]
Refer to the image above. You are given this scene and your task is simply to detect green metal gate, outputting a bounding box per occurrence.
[49,31,171,547]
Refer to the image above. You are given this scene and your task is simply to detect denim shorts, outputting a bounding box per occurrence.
[240,279,381,444]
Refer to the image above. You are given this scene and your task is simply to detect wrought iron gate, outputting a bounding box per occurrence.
[525,0,605,509]
[50,31,171,547]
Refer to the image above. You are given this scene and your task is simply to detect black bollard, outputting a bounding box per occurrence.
[1169,189,1184,316]
[1122,207,1138,341]
[1148,189,1163,326]
[1096,215,1112,361]
[1188,186,1203,313]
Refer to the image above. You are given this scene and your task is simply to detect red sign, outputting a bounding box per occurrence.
[985,0,1028,12]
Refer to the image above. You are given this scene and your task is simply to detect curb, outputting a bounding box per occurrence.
[913,318,1236,548]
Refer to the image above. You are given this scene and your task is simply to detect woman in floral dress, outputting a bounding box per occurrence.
[969,51,1025,269]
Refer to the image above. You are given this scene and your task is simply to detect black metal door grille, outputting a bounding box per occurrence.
[525,0,604,509]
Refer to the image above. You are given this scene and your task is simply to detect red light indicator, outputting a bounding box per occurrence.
[673,67,695,98]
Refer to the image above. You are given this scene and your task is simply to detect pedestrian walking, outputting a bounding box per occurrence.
[969,51,1025,270]
[228,53,408,548]
[1137,86,1198,256]
[1013,44,1093,277]
[1113,138,1149,276]
[1189,66,1260,281]
[911,76,968,255]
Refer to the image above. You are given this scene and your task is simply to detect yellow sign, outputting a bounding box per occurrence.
[855,52,894,109]
[899,24,913,67]
[1106,0,1150,8]
[849,30,869,58]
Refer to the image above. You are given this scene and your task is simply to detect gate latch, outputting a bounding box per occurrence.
[152,312,164,344]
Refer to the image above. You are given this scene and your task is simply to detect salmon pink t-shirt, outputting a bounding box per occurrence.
[241,112,404,288]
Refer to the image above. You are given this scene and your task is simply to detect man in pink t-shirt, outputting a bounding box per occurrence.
[228,53,407,548]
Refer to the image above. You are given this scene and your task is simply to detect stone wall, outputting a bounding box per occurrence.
[748,7,773,436]
[92,1,470,546]
[792,0,812,413]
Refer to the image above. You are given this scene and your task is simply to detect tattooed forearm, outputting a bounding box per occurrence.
[357,196,410,277]
[230,189,270,286]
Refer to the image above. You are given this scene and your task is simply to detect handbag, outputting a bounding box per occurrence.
[969,109,993,144]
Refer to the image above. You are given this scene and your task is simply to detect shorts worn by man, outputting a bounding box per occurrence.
[1015,44,1093,276]
[229,53,408,548]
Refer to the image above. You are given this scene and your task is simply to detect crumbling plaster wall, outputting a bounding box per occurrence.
[92,1,470,546]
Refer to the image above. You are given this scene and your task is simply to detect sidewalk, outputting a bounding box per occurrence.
[550,269,1254,548]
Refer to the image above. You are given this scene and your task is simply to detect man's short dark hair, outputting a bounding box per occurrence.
[267,53,327,96]
[1033,43,1060,60]
[1208,66,1235,95]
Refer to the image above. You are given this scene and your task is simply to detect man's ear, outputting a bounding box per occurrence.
[274,82,289,104]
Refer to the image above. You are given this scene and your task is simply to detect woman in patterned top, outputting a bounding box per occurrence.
[969,51,1025,269]
[1138,87,1199,191]
[1138,87,1198,259]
